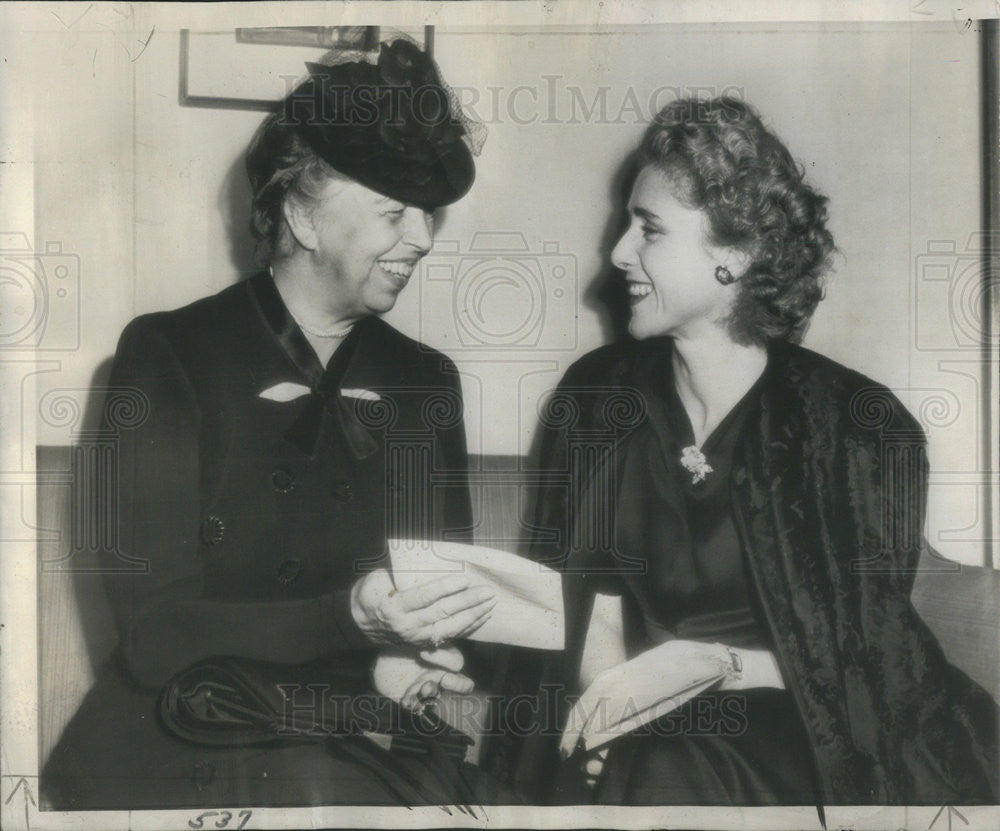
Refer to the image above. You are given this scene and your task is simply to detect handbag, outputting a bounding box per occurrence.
[158,657,479,806]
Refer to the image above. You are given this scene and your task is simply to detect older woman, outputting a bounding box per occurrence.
[515,97,997,806]
[43,40,503,809]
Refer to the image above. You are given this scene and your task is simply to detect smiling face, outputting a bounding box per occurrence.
[302,176,434,320]
[611,165,743,341]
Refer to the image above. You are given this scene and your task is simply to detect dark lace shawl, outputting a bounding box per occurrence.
[519,337,998,805]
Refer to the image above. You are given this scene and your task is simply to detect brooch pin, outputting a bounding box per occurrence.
[680,445,713,484]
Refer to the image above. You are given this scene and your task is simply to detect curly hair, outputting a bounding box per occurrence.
[637,97,835,344]
[244,113,347,266]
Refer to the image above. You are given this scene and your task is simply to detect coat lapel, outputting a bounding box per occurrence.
[246,272,381,459]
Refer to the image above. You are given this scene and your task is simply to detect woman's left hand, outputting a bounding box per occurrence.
[716,646,784,692]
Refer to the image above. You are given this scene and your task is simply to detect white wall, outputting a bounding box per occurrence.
[20,22,990,564]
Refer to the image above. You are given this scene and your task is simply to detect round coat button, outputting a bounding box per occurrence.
[276,558,302,584]
[199,516,225,546]
[270,468,295,493]
[333,480,354,502]
[191,760,215,790]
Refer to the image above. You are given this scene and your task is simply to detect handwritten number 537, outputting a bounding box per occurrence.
[188,809,252,829]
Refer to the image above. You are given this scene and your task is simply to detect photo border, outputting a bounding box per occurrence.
[2,2,999,830]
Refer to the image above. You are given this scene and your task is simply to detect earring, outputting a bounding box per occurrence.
[714,265,736,285]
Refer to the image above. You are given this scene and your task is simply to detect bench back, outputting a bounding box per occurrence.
[36,447,999,764]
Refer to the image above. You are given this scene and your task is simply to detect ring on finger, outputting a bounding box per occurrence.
[418,690,439,714]
[429,622,444,648]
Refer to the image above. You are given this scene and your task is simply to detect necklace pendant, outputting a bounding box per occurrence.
[680,445,713,484]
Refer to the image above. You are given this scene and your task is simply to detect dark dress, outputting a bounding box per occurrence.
[507,335,997,806]
[579,357,820,805]
[42,272,509,809]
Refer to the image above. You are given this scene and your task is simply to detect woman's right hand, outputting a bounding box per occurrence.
[372,645,475,714]
[350,568,497,648]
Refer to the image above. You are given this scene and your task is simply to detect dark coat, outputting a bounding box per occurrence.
[42,273,476,809]
[515,336,998,805]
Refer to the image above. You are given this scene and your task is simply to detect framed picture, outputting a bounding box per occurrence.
[179,25,433,111]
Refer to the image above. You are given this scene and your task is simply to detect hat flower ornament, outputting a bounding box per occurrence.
[284,38,485,209]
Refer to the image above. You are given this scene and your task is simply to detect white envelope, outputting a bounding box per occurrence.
[387,539,564,650]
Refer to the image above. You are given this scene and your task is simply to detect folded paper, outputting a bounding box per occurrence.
[388,539,564,650]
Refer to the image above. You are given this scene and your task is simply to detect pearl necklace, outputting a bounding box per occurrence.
[290,310,353,339]
[269,266,353,339]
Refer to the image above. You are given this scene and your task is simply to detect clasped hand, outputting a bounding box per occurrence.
[351,568,496,648]
[353,569,496,713]
[372,645,476,713]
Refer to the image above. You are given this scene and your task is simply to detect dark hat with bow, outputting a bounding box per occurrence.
[281,39,477,209]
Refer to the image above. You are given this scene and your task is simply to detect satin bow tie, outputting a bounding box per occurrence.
[246,272,381,460]
[285,382,379,460]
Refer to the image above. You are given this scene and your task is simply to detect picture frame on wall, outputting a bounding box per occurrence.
[179,25,433,111]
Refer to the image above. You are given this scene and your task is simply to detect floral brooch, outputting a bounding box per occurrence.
[680,445,713,484]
